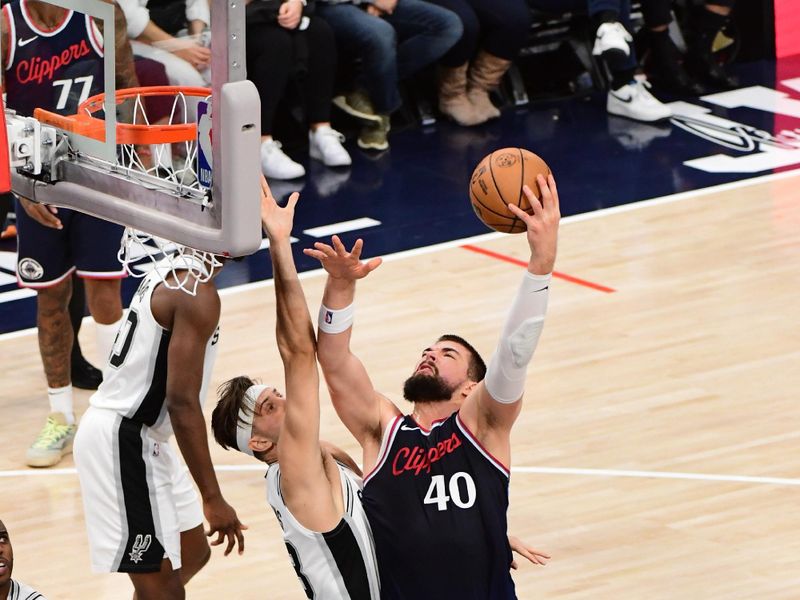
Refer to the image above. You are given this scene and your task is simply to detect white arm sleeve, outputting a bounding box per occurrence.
[484,271,551,404]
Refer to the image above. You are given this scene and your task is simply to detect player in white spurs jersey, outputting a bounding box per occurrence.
[73,239,248,597]
[212,183,381,600]
[0,520,48,600]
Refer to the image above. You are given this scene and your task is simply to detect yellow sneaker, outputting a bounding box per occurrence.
[26,413,76,468]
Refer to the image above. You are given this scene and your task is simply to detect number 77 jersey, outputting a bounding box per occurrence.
[3,0,104,117]
[361,412,517,600]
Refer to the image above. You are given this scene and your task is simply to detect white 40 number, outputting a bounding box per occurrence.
[423,472,476,511]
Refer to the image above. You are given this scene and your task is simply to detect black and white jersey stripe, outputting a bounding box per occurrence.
[266,462,380,599]
[8,579,46,600]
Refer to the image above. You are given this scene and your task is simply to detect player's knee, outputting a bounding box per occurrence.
[84,279,122,322]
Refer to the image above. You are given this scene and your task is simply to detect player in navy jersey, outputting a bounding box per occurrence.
[1,0,139,467]
[306,174,560,599]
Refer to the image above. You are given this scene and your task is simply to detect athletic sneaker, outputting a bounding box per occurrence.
[592,21,632,63]
[260,139,306,180]
[333,90,382,123]
[309,126,352,167]
[607,80,672,123]
[26,412,77,467]
[357,115,391,151]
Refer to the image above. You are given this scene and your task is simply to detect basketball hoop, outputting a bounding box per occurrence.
[34,86,212,202]
[34,86,228,294]
[119,228,224,296]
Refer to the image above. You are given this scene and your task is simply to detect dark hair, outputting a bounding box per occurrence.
[211,375,258,451]
[437,334,486,382]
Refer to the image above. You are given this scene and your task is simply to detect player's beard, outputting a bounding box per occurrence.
[402,373,456,403]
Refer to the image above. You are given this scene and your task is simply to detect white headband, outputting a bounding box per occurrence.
[235,384,271,456]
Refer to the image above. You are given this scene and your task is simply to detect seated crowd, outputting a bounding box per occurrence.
[115,0,738,180]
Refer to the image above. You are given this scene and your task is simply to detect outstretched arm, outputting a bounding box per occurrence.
[304,238,399,462]
[461,174,561,463]
[166,286,246,556]
[261,179,338,528]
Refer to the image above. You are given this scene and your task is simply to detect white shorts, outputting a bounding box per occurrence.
[74,406,203,573]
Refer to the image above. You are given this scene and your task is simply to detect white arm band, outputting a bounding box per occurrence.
[484,272,551,404]
[318,302,355,334]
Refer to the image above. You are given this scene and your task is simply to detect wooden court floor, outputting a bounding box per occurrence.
[1,173,799,599]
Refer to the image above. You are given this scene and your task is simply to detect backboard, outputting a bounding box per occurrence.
[2,0,262,256]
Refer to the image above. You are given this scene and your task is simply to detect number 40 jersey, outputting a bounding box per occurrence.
[362,412,517,600]
[3,0,104,117]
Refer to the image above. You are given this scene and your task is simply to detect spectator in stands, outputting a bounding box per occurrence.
[0,519,48,600]
[316,0,462,151]
[428,0,531,126]
[117,0,210,95]
[639,0,737,94]
[246,0,351,180]
[532,0,672,122]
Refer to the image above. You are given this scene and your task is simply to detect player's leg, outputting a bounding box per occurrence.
[178,526,210,585]
[69,276,104,390]
[166,444,210,585]
[129,561,185,600]
[75,409,187,598]
[16,201,79,467]
[71,213,125,373]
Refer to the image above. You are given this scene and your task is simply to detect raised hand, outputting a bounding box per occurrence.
[260,175,299,242]
[303,235,382,281]
[204,496,247,556]
[507,173,560,275]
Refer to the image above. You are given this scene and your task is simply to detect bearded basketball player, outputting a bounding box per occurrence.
[305,174,560,599]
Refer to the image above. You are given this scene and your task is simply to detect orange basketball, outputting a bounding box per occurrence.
[469,148,551,233]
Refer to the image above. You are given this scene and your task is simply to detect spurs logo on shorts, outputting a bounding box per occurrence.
[18,258,44,280]
[128,534,152,564]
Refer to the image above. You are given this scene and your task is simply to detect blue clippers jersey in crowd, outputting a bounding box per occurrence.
[3,0,104,116]
[361,412,516,600]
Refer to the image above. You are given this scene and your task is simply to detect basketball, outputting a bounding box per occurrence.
[469,148,551,233]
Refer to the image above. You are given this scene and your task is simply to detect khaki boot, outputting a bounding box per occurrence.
[467,50,511,121]
[437,64,485,126]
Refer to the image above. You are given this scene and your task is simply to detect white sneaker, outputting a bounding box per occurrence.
[607,80,672,123]
[260,139,305,180]
[592,21,632,58]
[309,126,352,167]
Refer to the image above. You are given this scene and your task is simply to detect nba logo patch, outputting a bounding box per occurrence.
[324,311,333,325]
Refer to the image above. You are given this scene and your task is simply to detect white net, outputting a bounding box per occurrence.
[119,227,223,296]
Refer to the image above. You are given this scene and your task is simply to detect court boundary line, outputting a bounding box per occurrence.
[2,464,798,486]
[2,168,799,343]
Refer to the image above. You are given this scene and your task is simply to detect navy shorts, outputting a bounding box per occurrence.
[15,199,126,288]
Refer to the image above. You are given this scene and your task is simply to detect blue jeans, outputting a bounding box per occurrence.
[316,0,462,114]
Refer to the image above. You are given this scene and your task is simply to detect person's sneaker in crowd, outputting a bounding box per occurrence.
[357,115,391,151]
[260,139,305,180]
[26,413,77,468]
[333,90,382,123]
[309,126,352,167]
[592,21,632,63]
[607,79,672,123]
[71,355,103,390]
